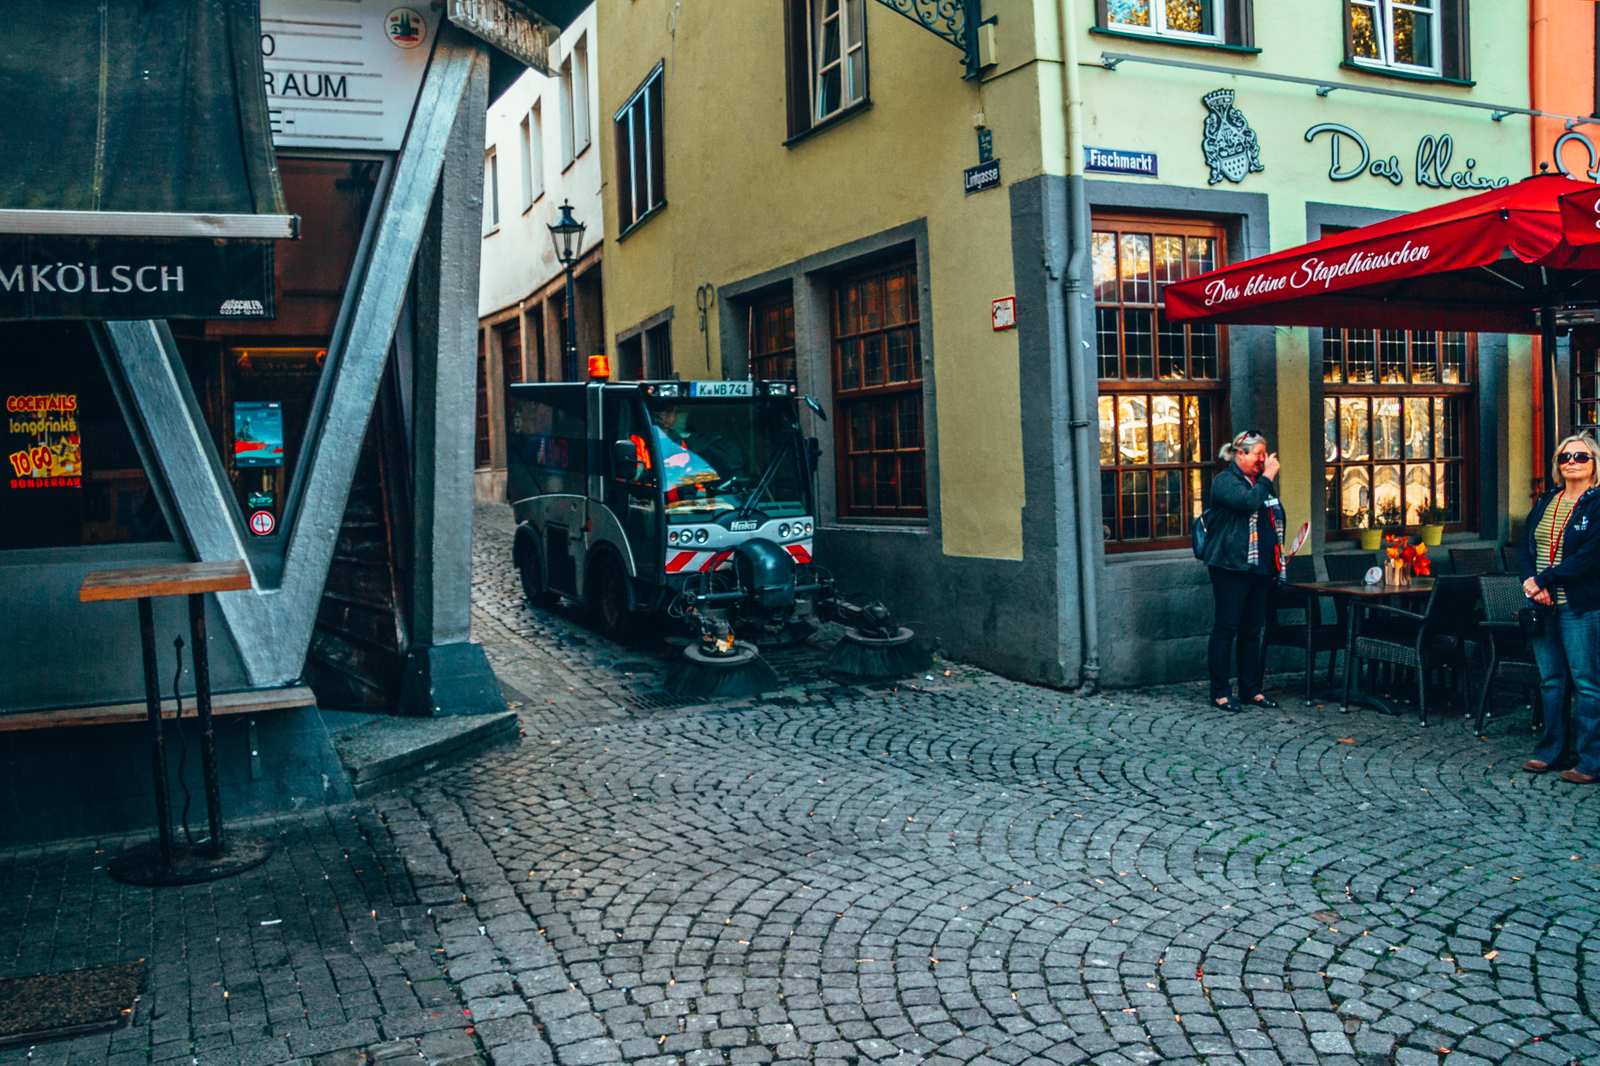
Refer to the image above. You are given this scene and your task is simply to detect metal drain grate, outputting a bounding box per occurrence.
[621,690,699,711]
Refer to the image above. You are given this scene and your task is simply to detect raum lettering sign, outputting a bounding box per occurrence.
[1305,123,1511,190]
[0,236,275,321]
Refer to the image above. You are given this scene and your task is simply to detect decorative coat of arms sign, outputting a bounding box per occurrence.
[1201,89,1264,185]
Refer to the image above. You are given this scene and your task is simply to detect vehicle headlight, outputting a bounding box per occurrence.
[669,530,680,543]
[694,528,709,544]
[804,522,812,536]
[779,523,790,538]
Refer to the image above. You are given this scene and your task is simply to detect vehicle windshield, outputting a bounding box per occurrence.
[642,397,809,521]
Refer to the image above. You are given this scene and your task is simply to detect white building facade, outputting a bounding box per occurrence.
[475,1,603,502]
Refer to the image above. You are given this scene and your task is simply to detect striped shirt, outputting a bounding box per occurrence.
[1535,494,1577,606]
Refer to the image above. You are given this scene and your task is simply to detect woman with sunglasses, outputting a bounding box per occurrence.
[1518,434,1600,784]
[1201,430,1286,712]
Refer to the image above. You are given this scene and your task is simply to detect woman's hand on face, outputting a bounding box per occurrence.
[1263,453,1280,481]
[1534,588,1555,606]
[1524,576,1543,599]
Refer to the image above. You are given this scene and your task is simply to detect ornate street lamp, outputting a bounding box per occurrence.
[547,200,586,380]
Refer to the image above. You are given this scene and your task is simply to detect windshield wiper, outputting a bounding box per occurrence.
[733,436,794,521]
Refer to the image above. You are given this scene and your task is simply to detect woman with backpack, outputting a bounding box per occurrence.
[1200,430,1285,712]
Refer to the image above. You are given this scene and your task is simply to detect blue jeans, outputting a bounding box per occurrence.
[1530,605,1600,774]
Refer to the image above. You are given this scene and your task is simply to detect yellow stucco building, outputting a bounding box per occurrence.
[594,0,1546,688]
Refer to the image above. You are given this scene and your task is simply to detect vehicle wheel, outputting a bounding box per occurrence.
[587,555,638,640]
[518,541,558,609]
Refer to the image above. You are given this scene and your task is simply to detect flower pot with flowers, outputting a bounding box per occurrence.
[1417,503,1449,546]
[1383,535,1432,585]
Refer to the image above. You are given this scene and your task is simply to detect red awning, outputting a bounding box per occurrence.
[1163,174,1600,334]
[1560,183,1600,246]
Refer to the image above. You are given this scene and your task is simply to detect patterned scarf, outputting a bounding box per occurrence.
[1246,480,1288,581]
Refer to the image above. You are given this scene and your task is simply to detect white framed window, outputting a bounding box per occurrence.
[1348,0,1439,74]
[520,105,543,211]
[559,38,590,168]
[613,63,664,232]
[559,57,575,166]
[483,148,499,234]
[1104,0,1225,44]
[572,37,591,156]
[811,0,866,122]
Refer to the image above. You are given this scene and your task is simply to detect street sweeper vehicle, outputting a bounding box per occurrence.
[505,378,927,695]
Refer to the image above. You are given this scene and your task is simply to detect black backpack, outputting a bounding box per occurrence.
[1190,508,1215,561]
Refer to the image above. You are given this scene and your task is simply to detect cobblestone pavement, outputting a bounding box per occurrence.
[438,507,1599,1066]
[0,804,480,1066]
[1,507,1595,1066]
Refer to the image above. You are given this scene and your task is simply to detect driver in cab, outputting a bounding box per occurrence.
[651,405,743,505]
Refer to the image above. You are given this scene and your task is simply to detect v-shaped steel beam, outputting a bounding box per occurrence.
[104,35,485,687]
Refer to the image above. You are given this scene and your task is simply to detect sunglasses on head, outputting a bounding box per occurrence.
[1558,451,1594,465]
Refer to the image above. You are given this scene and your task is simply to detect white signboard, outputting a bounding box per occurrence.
[260,0,441,151]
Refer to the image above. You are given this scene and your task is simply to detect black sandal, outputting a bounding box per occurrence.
[1248,695,1279,709]
[1210,696,1245,712]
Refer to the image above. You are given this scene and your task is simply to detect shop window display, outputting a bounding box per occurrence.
[0,322,169,550]
[1322,327,1472,534]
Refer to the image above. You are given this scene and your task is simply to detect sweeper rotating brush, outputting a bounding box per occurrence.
[664,640,781,699]
[825,625,931,679]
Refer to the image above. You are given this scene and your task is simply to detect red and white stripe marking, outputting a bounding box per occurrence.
[663,542,813,572]
[664,549,735,573]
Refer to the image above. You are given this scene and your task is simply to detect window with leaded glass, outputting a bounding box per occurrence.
[1575,335,1600,433]
[750,294,796,381]
[1093,216,1228,552]
[1323,327,1473,534]
[831,261,925,519]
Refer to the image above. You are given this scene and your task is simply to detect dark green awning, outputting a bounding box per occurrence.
[0,0,293,238]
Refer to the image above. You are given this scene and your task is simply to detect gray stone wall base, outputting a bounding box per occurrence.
[818,529,1070,688]
[0,707,353,848]
[399,642,506,717]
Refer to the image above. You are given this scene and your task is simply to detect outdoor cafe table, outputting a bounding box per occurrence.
[79,559,272,885]
[1281,577,1434,716]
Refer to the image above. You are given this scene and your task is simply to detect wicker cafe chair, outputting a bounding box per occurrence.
[1473,575,1544,738]
[1324,552,1377,584]
[1342,576,1483,727]
[1263,556,1346,704]
[1451,547,1502,576]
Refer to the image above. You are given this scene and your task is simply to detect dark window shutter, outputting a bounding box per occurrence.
[1341,0,1355,62]
[648,75,666,208]
[1224,0,1254,47]
[1439,0,1470,81]
[784,0,812,138]
[614,108,635,230]
[1094,0,1109,29]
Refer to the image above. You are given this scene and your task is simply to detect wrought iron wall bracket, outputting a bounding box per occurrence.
[871,0,982,79]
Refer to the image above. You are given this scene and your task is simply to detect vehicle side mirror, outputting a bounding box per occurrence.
[613,439,640,478]
[806,437,822,472]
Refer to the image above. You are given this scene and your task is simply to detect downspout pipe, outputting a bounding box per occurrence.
[1057,0,1100,694]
